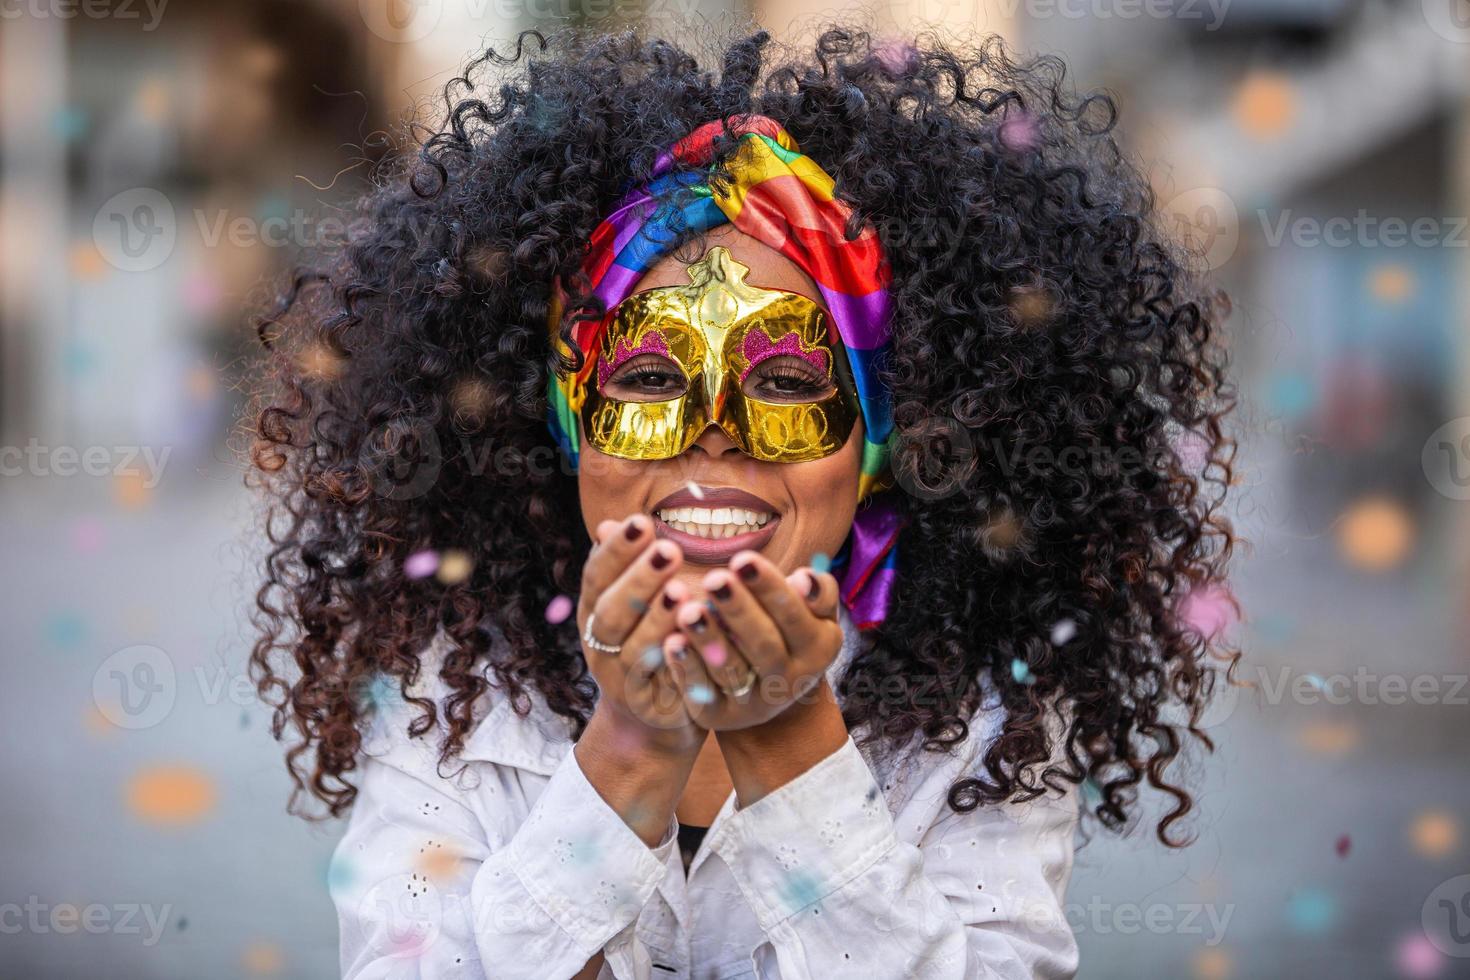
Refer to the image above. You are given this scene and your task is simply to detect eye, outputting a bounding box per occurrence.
[603,354,688,401]
[744,355,833,403]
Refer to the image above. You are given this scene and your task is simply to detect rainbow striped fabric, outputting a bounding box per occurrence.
[548,115,901,629]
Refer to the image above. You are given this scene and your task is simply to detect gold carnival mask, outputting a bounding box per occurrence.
[580,246,860,463]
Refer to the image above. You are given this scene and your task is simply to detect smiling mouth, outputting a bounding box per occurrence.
[649,486,781,563]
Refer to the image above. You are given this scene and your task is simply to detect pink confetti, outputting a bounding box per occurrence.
[72,517,106,554]
[545,595,573,624]
[1179,584,1237,639]
[404,550,439,579]
[1396,932,1444,978]
[703,642,727,669]
[874,39,918,76]
[999,112,1040,153]
[1335,834,1351,858]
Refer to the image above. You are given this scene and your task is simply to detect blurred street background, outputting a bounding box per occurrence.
[3,0,1470,977]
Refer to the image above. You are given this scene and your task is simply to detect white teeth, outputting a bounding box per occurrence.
[655,505,776,539]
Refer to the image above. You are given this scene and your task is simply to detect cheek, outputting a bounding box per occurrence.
[577,443,655,533]
[785,431,863,551]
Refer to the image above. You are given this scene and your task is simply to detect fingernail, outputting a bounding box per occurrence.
[673,646,687,661]
[737,562,758,583]
[806,574,821,600]
[624,519,643,541]
[712,582,733,601]
[651,547,671,570]
[688,612,707,634]
[661,591,678,610]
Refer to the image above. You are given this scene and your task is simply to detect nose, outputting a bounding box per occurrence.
[690,422,742,458]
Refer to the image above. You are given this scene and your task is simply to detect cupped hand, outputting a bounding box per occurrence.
[577,514,705,753]
[661,551,843,731]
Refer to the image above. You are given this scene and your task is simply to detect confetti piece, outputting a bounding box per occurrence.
[1410,810,1459,858]
[1370,264,1415,303]
[703,643,727,669]
[1194,947,1231,980]
[1179,584,1237,639]
[404,550,438,579]
[326,854,355,892]
[998,112,1040,153]
[873,38,918,75]
[640,646,663,670]
[126,766,216,826]
[1266,372,1316,418]
[72,517,105,554]
[241,940,283,975]
[627,597,649,615]
[1337,497,1414,571]
[1304,673,1326,692]
[810,552,831,575]
[688,684,715,705]
[1232,71,1295,140]
[545,595,573,625]
[435,549,473,585]
[1049,620,1076,646]
[1295,721,1360,755]
[1396,931,1445,978]
[1010,659,1034,685]
[1285,887,1335,934]
[44,611,87,649]
[1335,834,1350,858]
[115,470,152,509]
[686,482,705,500]
[415,839,462,879]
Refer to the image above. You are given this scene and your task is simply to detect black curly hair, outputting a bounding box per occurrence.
[248,23,1238,846]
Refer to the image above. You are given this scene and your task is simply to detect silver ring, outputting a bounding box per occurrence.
[726,668,758,699]
[582,612,621,655]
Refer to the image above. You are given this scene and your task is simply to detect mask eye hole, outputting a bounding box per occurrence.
[601,353,689,402]
[743,354,834,404]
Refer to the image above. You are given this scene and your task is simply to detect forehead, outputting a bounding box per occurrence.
[632,225,820,299]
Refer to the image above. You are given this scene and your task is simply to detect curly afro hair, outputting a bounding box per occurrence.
[248,23,1238,846]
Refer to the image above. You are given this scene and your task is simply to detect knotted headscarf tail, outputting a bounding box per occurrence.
[547,114,901,629]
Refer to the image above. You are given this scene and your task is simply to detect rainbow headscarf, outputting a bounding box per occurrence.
[548,115,901,628]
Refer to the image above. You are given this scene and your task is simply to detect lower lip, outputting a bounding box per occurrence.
[653,515,781,564]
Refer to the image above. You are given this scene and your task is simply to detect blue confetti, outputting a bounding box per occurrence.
[1286,887,1336,934]
[1010,658,1034,685]
[688,684,715,705]
[810,552,831,575]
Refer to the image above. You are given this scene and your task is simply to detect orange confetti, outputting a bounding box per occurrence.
[415,839,464,880]
[1336,497,1414,571]
[1195,947,1231,980]
[1409,810,1459,858]
[1232,72,1295,140]
[1295,721,1359,755]
[69,241,108,280]
[135,79,171,121]
[242,941,283,975]
[115,470,152,510]
[126,766,216,825]
[1369,264,1415,303]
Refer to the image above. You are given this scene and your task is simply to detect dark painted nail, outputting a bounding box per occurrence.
[673,646,687,661]
[689,613,708,634]
[737,562,758,583]
[806,575,821,600]
[651,548,671,570]
[624,520,643,541]
[661,592,678,610]
[712,583,733,601]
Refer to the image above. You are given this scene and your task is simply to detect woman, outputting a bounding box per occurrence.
[249,25,1236,979]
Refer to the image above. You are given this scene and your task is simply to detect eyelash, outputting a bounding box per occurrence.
[753,364,827,394]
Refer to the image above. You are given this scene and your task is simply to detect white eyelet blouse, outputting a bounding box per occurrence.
[330,611,1080,979]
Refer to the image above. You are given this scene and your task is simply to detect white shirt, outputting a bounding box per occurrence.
[330,612,1080,979]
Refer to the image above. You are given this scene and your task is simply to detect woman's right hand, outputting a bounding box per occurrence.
[577,513,704,755]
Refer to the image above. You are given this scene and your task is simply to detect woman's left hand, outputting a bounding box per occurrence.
[662,551,843,730]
